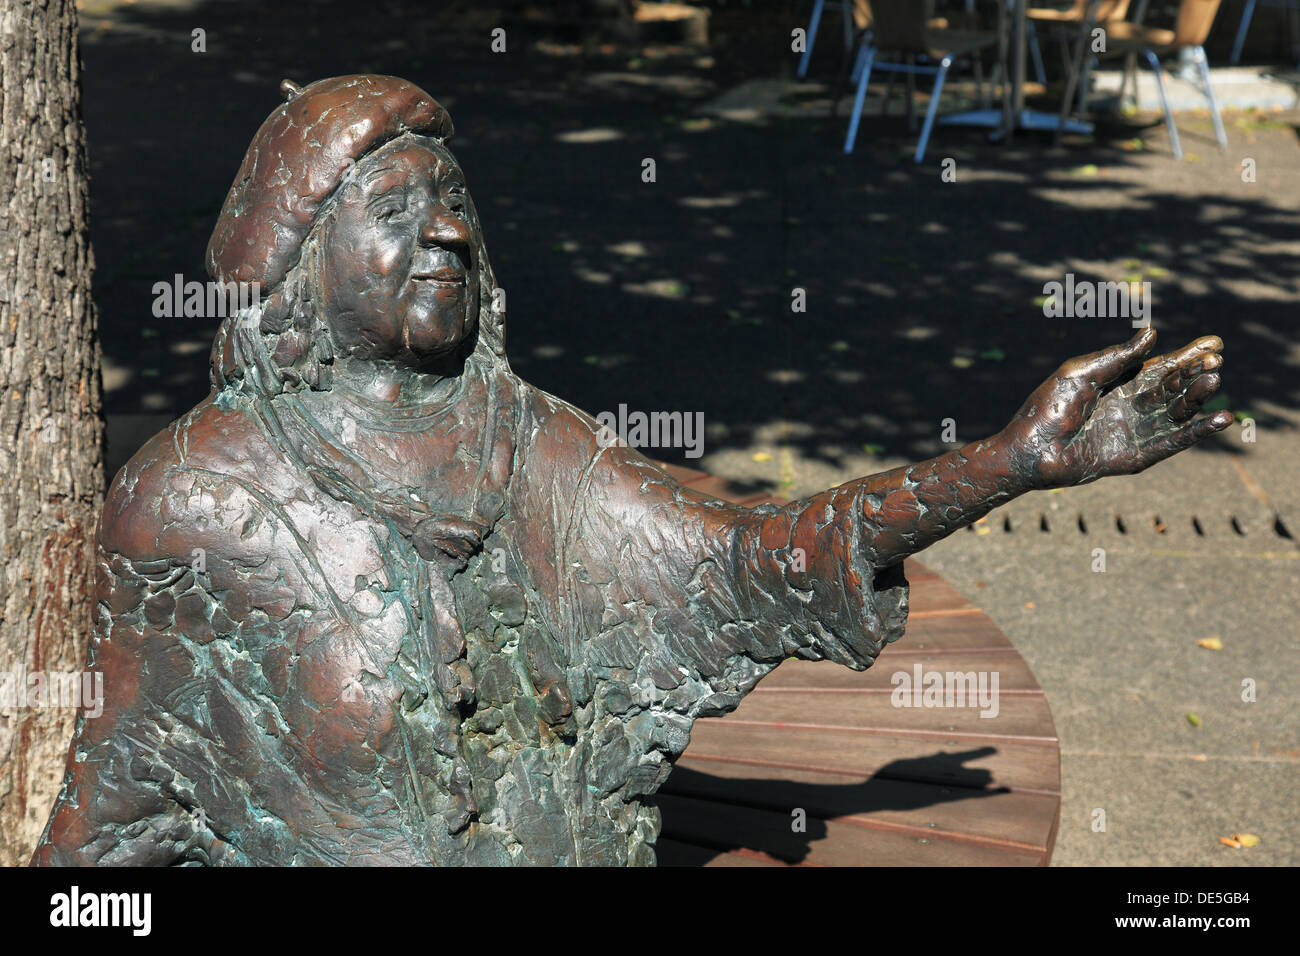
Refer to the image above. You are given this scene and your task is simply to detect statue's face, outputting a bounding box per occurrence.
[317,137,479,364]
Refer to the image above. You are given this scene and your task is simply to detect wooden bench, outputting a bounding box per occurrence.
[651,462,1062,867]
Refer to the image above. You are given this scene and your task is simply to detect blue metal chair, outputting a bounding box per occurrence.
[1026,0,1133,89]
[798,0,868,78]
[1229,0,1300,64]
[842,0,999,162]
[1076,0,1227,159]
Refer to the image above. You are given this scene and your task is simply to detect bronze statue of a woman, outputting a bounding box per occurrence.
[32,75,1230,866]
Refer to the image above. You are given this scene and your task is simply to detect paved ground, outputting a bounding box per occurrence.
[78,0,1298,865]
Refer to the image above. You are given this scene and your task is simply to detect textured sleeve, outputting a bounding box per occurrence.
[518,399,909,726]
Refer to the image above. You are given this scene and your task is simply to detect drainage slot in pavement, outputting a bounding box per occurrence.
[967,510,1295,540]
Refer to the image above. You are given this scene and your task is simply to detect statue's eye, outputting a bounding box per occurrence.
[372,198,406,222]
[444,185,468,218]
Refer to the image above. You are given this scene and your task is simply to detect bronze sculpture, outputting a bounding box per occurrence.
[32,75,1230,866]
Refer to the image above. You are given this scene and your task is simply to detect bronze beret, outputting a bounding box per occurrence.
[205,74,454,290]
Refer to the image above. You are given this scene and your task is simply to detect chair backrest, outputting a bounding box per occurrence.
[854,0,872,31]
[1060,0,1133,21]
[1172,0,1222,47]
[869,0,934,53]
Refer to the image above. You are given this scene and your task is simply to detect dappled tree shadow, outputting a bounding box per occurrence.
[81,0,1299,483]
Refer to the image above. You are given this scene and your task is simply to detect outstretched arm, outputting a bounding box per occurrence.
[813,328,1231,568]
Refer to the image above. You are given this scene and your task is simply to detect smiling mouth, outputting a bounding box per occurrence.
[411,269,466,288]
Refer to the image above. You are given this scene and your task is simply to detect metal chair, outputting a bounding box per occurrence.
[1229,0,1300,64]
[1027,0,1132,88]
[842,0,1000,161]
[798,0,871,78]
[1077,0,1227,158]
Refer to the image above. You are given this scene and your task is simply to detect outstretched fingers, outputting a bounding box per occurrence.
[1168,370,1221,422]
[1135,351,1225,420]
[1139,334,1224,379]
[1142,410,1235,465]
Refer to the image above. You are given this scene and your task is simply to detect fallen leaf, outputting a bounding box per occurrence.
[1192,753,1207,761]
[976,526,991,536]
[951,356,974,368]
[1196,636,1224,650]
[1024,601,1036,609]
[1234,832,1260,847]
[1187,713,1202,726]
[751,452,772,462]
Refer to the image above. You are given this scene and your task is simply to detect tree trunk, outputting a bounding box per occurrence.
[0,0,104,866]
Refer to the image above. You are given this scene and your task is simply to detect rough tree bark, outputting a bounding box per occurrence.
[0,0,104,866]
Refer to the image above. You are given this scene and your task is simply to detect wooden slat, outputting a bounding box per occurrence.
[888,613,1015,652]
[684,724,1061,793]
[907,576,979,614]
[905,560,940,582]
[758,650,1041,692]
[655,837,785,867]
[722,688,1056,742]
[660,762,1058,855]
[654,793,1044,867]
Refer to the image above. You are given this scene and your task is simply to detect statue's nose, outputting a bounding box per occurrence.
[420,203,470,249]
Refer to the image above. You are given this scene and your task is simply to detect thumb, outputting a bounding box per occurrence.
[1076,327,1157,389]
